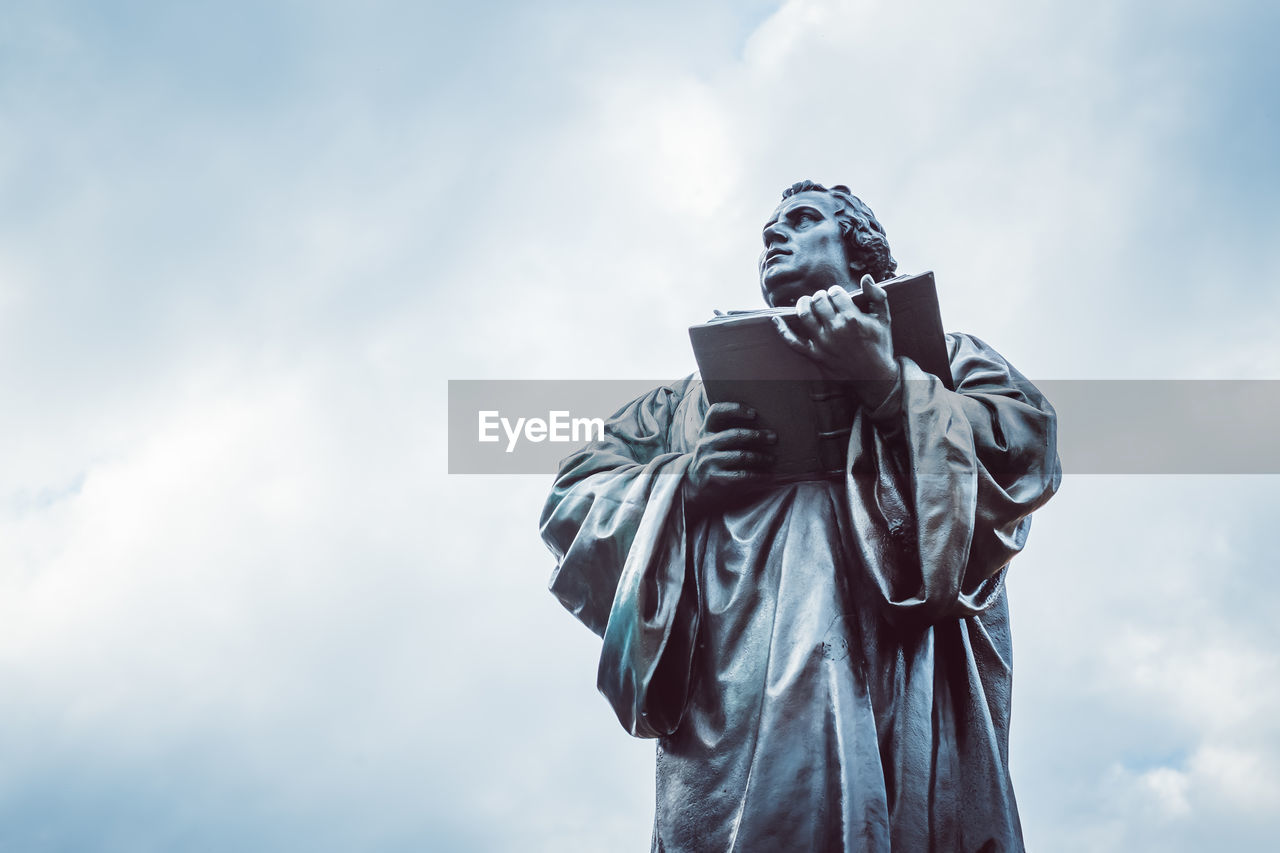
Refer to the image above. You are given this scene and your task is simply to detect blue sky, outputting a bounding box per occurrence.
[2,1,1278,850]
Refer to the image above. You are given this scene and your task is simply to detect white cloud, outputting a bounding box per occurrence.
[1138,765,1192,819]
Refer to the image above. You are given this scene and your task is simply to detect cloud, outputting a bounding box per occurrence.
[1007,476,1280,851]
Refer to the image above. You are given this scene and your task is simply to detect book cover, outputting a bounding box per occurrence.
[688,271,951,480]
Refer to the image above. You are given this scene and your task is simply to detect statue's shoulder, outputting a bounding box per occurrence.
[670,370,706,410]
[944,332,1052,411]
[608,374,704,433]
[622,374,701,408]
[635,374,706,450]
[669,373,703,401]
[945,331,1022,375]
[946,331,999,361]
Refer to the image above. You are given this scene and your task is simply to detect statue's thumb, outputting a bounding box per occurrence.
[865,280,889,312]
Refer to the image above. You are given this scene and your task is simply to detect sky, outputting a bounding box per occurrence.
[1,0,1278,850]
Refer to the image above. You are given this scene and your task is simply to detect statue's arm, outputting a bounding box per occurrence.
[539,380,700,737]
[846,332,1062,628]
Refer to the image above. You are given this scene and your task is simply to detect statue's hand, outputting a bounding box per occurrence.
[772,273,900,411]
[683,402,775,515]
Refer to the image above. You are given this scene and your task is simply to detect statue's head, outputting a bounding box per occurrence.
[758,181,898,307]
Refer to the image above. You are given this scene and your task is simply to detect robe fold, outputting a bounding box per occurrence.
[540,332,1061,852]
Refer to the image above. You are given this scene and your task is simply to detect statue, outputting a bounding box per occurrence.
[540,181,1061,852]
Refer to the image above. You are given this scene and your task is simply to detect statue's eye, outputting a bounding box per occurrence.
[794,210,817,226]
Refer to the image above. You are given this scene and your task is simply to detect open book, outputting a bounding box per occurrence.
[688,271,951,481]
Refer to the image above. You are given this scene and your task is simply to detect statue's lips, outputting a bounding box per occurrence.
[763,249,791,265]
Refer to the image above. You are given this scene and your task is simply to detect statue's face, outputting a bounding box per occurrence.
[759,191,858,307]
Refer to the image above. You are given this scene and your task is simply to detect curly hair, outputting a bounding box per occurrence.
[780,181,898,282]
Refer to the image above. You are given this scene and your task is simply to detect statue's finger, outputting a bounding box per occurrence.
[827,286,856,314]
[706,428,775,450]
[863,275,890,312]
[705,402,755,432]
[712,465,771,484]
[726,450,774,470]
[773,317,821,361]
[810,290,838,325]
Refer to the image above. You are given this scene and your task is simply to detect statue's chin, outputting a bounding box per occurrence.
[761,281,800,308]
[764,267,860,306]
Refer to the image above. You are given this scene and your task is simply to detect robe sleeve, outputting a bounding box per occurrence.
[845,332,1061,629]
[539,380,699,738]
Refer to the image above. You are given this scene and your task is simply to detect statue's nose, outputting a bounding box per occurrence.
[763,223,788,246]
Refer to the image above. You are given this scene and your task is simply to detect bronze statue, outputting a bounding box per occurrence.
[540,181,1061,852]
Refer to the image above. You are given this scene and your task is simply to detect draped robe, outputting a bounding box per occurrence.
[540,333,1061,852]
